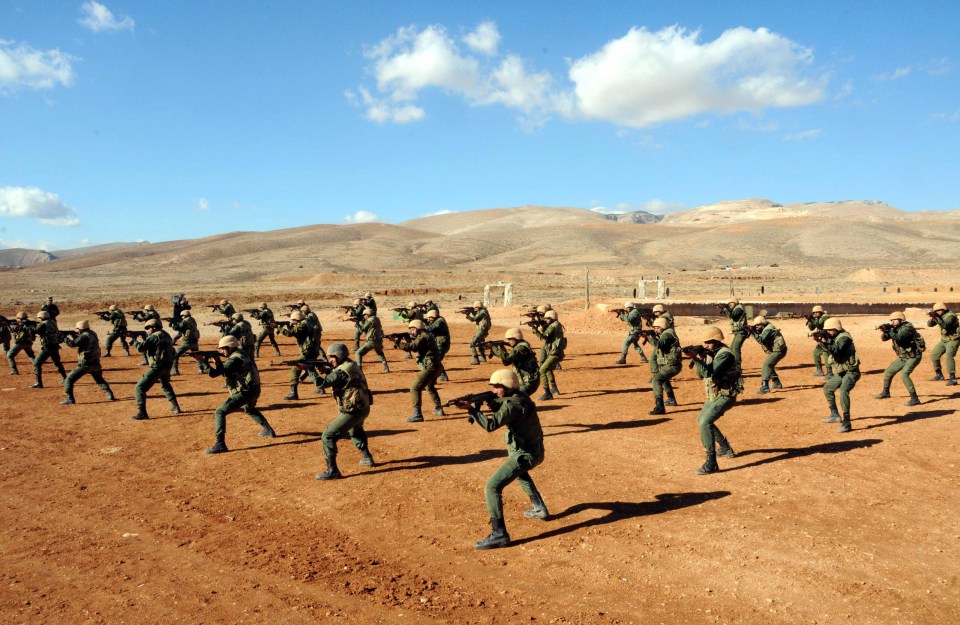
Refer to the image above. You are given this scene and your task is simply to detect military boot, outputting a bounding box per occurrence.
[274,347,281,357]
[205,439,228,454]
[315,457,343,480]
[138,356,148,366]
[771,376,783,389]
[124,347,132,357]
[696,452,719,475]
[284,385,299,400]
[254,348,260,359]
[837,414,852,433]
[403,352,413,360]
[947,375,957,386]
[756,380,770,395]
[60,394,75,405]
[406,407,424,423]
[474,517,510,550]
[550,383,560,396]
[131,407,149,421]
[9,367,18,376]
[904,393,920,406]
[874,389,891,399]
[433,404,445,416]
[615,356,627,365]
[169,401,181,414]
[638,353,649,363]
[359,448,375,467]
[104,350,111,358]
[382,361,390,374]
[523,493,549,520]
[664,391,677,407]
[105,389,115,401]
[480,353,487,363]
[170,363,180,376]
[929,372,944,381]
[536,388,554,401]
[469,356,481,365]
[812,367,824,377]
[649,397,666,415]
[438,367,447,381]
[822,408,841,423]
[30,372,43,389]
[258,424,276,438]
[315,385,326,394]
[717,443,737,458]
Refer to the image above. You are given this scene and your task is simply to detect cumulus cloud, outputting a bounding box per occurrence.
[876,66,911,81]
[0,40,76,93]
[784,129,822,141]
[0,186,80,226]
[197,197,209,211]
[463,21,500,56]
[422,209,454,217]
[343,210,380,224]
[78,1,135,33]
[0,237,52,250]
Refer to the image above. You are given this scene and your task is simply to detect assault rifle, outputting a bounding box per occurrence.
[384,331,410,348]
[445,390,498,423]
[57,330,78,343]
[206,320,232,328]
[344,315,361,324]
[803,314,816,323]
[287,303,305,311]
[638,329,658,342]
[131,311,149,322]
[608,308,627,316]
[269,320,292,330]
[480,339,507,360]
[876,323,893,333]
[243,308,260,315]
[455,307,474,315]
[808,329,829,342]
[521,311,542,319]
[715,303,729,312]
[94,310,111,319]
[338,305,355,312]
[208,304,221,311]
[188,350,224,368]
[522,319,545,329]
[391,307,406,313]
[122,330,149,342]
[162,316,177,323]
[681,345,708,369]
[271,358,333,373]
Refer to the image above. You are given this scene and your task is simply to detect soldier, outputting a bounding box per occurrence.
[252,302,281,358]
[172,292,191,321]
[491,327,540,396]
[816,317,860,433]
[466,300,491,365]
[356,307,390,372]
[422,298,440,317]
[395,319,444,422]
[687,327,742,474]
[348,298,365,350]
[806,305,832,376]
[646,303,675,383]
[41,296,60,320]
[6,312,36,375]
[360,292,378,316]
[719,298,749,363]
[214,298,236,320]
[750,315,787,394]
[277,310,322,399]
[647,317,680,414]
[532,310,565,401]
[651,303,674,327]
[130,318,181,420]
[454,369,548,550]
[314,343,375,479]
[614,301,649,365]
[927,302,959,385]
[31,310,67,388]
[61,320,114,404]
[102,304,131,357]
[227,312,256,358]
[395,301,421,359]
[197,335,275,454]
[300,304,326,359]
[134,305,161,364]
[875,311,924,406]
[170,310,199,376]
[423,308,450,381]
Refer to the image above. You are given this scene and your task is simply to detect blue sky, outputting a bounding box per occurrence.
[1,1,958,251]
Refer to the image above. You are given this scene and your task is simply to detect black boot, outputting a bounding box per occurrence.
[284,385,299,400]
[756,381,770,395]
[615,356,627,365]
[406,407,424,423]
[550,383,560,396]
[716,443,736,458]
[170,363,180,376]
[105,389,115,401]
[904,393,920,406]
[523,494,549,520]
[649,397,666,415]
[664,391,677,407]
[30,373,42,389]
[205,439,228,454]
[474,517,510,550]
[822,408,841,423]
[837,414,852,433]
[469,356,481,365]
[359,448,375,467]
[274,347,282,357]
[169,401,181,414]
[433,405,445,416]
[948,375,958,386]
[131,407,148,420]
[382,362,390,373]
[696,452,719,475]
[316,457,343,480]
[771,377,783,389]
[639,354,649,363]
[258,424,276,438]
[874,389,890,399]
[536,389,553,401]
[60,394,75,405]
[929,372,944,381]
[812,367,824,377]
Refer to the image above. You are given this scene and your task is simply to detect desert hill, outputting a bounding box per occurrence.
[661,199,910,225]
[0,248,55,268]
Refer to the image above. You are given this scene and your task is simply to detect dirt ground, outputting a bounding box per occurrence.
[1,306,958,625]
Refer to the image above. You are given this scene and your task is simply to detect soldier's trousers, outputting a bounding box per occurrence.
[256,328,280,355]
[621,331,646,359]
[652,364,680,400]
[485,449,544,520]
[7,343,36,372]
[411,366,442,409]
[812,343,827,369]
[761,349,787,382]
[322,409,370,461]
[64,363,112,397]
[824,369,860,415]
[33,346,67,382]
[135,367,178,409]
[289,365,321,387]
[519,371,541,397]
[470,327,490,357]
[539,355,562,389]
[356,341,387,365]
[729,332,748,363]
[174,342,198,369]
[882,355,921,394]
[697,396,735,452]
[214,389,269,441]
[105,330,129,355]
[930,339,959,376]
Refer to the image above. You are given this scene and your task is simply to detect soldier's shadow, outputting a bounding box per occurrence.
[358,448,507,475]
[543,417,670,437]
[857,410,953,430]
[726,438,882,471]
[512,491,731,546]
[736,396,785,406]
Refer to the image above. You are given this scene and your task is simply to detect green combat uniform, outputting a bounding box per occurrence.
[302,309,326,359]
[424,314,450,381]
[31,317,67,387]
[356,315,389,371]
[647,311,675,376]
[131,329,180,419]
[41,300,60,320]
[170,315,199,375]
[316,359,375,476]
[467,391,547,549]
[616,307,648,364]
[103,309,131,356]
[227,318,256,358]
[491,341,541,396]
[199,349,274,454]
[752,322,787,393]
[533,319,566,400]
[722,304,749,363]
[62,329,114,403]
[278,319,322,398]
[820,331,860,432]
[928,309,959,384]
[467,306,492,363]
[647,327,681,413]
[693,344,742,473]
[6,319,36,375]
[806,313,832,375]
[877,322,924,405]
[133,309,162,365]
[252,307,281,358]
[397,331,443,422]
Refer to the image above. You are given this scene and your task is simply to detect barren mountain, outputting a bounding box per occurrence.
[662,199,910,226]
[0,248,55,268]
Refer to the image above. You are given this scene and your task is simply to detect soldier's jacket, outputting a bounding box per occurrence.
[398,331,440,371]
[423,303,440,317]
[36,318,61,350]
[228,320,256,353]
[108,310,128,331]
[694,344,743,401]
[881,322,924,358]
[135,309,162,324]
[253,307,275,328]
[753,323,787,354]
[65,329,101,366]
[204,349,260,395]
[398,307,422,323]
[724,305,748,334]
[822,331,860,372]
[321,360,373,415]
[137,329,175,370]
[41,302,60,319]
[928,310,960,340]
[469,392,544,460]
[534,320,566,358]
[361,297,378,316]
[11,321,36,346]
[650,311,674,328]
[172,316,199,344]
[216,303,236,318]
[492,340,539,385]
[647,328,681,367]
[806,314,831,332]
[359,316,384,344]
[304,311,323,339]
[619,308,645,331]
[280,320,317,355]
[467,307,491,332]
[424,316,450,342]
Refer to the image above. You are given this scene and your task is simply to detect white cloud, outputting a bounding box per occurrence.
[0,40,76,93]
[921,57,951,76]
[422,209,454,217]
[346,86,426,124]
[933,109,960,123]
[197,197,209,211]
[343,210,380,224]
[592,199,686,215]
[0,237,52,250]
[0,186,80,226]
[876,66,911,81]
[784,128,822,141]
[739,118,780,132]
[590,206,623,215]
[463,21,500,56]
[78,1,135,33]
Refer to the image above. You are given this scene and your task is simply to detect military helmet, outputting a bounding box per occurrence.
[505,327,523,341]
[220,299,228,306]
[933,302,948,312]
[653,304,665,313]
[144,304,155,311]
[37,310,50,320]
[728,298,739,305]
[15,311,28,320]
[75,320,89,330]
[297,299,306,306]
[423,298,433,304]
[232,312,243,321]
[544,310,558,320]
[300,304,311,313]
[145,318,162,330]
[624,301,635,309]
[701,326,724,342]
[354,298,362,306]
[489,368,520,389]
[109,304,118,311]
[362,307,374,317]
[823,317,843,331]
[424,309,438,320]
[260,302,268,309]
[652,317,669,329]
[408,319,425,330]
[218,336,239,349]
[752,315,767,326]
[889,311,906,321]
[364,292,372,299]
[536,304,550,314]
[327,343,349,361]
[182,310,191,318]
[47,296,54,302]
[290,310,303,321]
[812,305,824,313]
[472,300,483,308]
[407,300,416,308]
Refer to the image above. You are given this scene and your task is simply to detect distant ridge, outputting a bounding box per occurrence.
[0,248,55,268]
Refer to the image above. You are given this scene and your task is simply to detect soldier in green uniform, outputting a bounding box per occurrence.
[749,315,787,394]
[646,303,675,382]
[688,327,742,474]
[423,308,449,381]
[300,304,326,359]
[130,319,181,420]
[356,307,390,372]
[102,304,131,357]
[347,298,365,350]
[927,302,959,385]
[196,335,275,454]
[490,327,540,396]
[227,312,256,358]
[214,299,236,320]
[615,301,649,364]
[61,320,114,404]
[396,319,444,422]
[132,305,161,365]
[466,300,491,365]
[31,310,67,388]
[647,316,681,414]
[41,296,60,320]
[454,369,548,550]
[533,310,565,401]
[252,302,282,358]
[277,310,322,399]
[422,299,440,317]
[360,292,378,316]
[6,312,36,375]
[817,317,860,433]
[805,305,832,376]
[720,298,748,363]
[874,311,924,406]
[314,343,376,479]
[395,301,421,360]
[170,310,199,375]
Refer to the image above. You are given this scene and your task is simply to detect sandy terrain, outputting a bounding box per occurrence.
[1,304,957,625]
